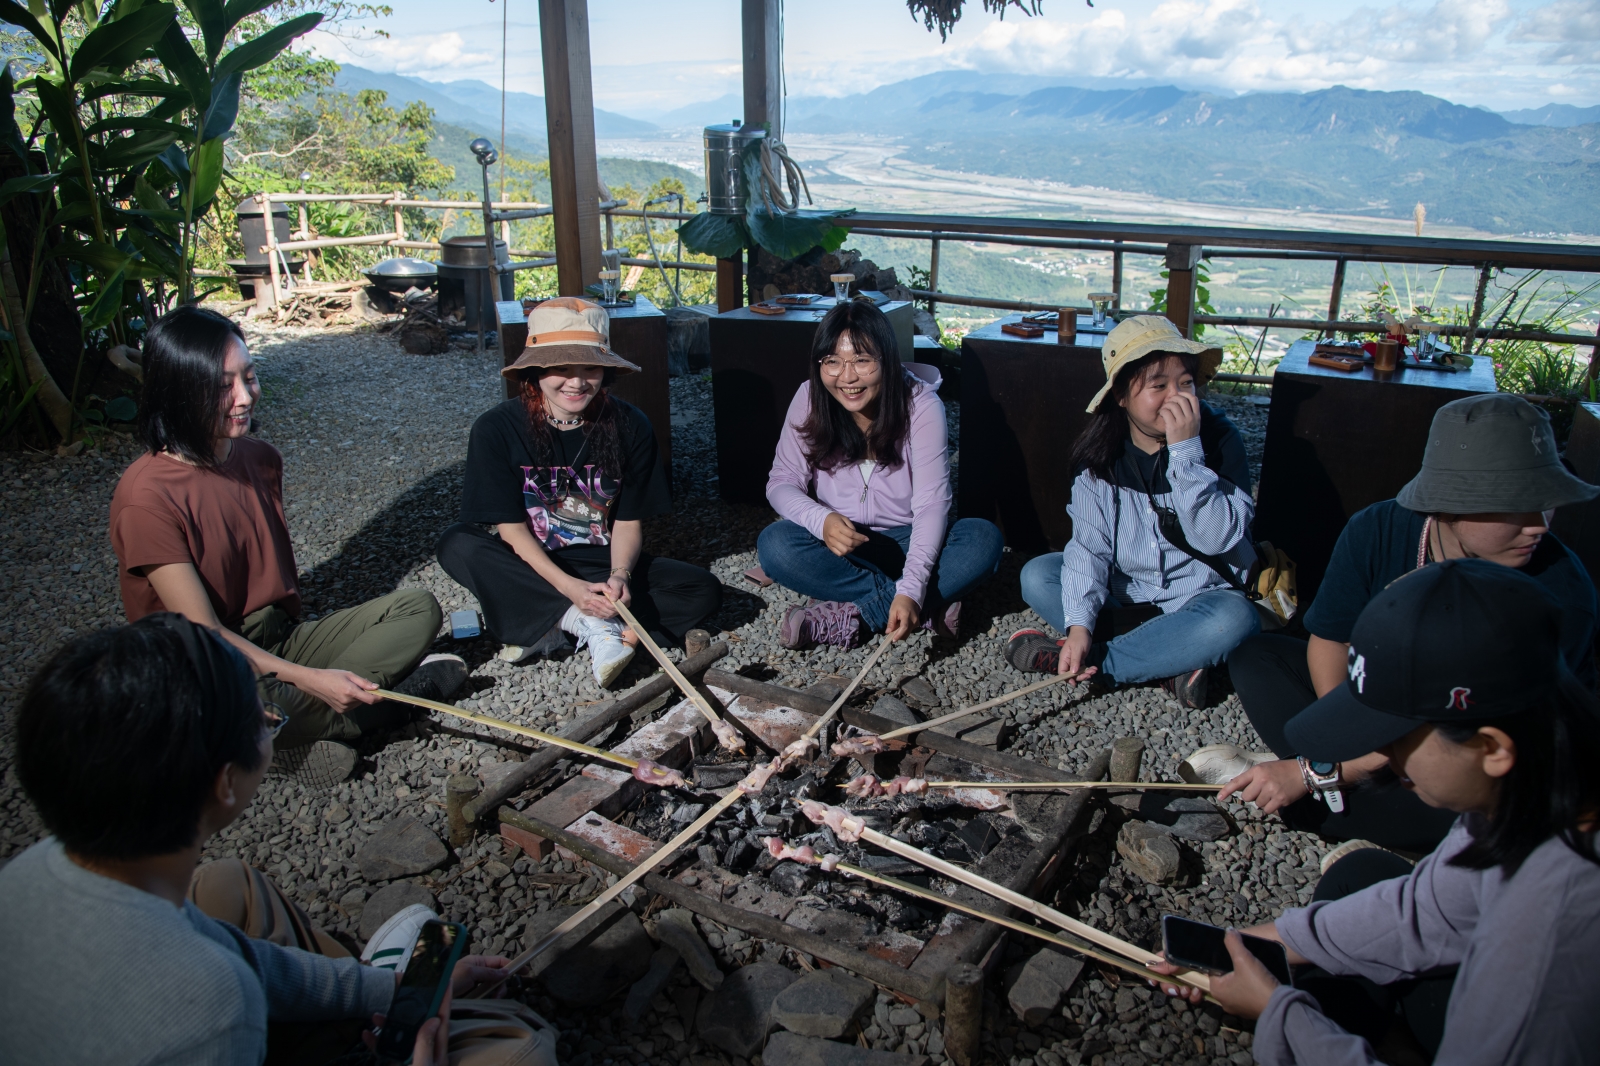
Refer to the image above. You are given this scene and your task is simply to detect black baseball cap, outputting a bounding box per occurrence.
[1284,558,1566,762]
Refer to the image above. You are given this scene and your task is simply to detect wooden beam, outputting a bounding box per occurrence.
[538,0,602,296]
[742,0,782,136]
[1164,242,1202,338]
[716,253,743,311]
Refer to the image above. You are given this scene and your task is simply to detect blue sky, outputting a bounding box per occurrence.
[306,0,1600,114]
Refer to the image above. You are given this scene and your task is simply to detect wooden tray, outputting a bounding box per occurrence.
[749,302,787,315]
[1001,322,1046,338]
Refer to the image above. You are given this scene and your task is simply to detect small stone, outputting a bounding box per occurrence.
[324,804,350,824]
[338,886,368,924]
[1006,948,1085,1025]
[357,816,449,881]
[359,882,437,941]
[695,961,798,1058]
[900,677,940,707]
[771,969,875,1038]
[870,695,920,728]
[623,945,682,1021]
[482,860,511,880]
[1113,988,1138,1014]
[1117,821,1182,884]
[655,908,724,990]
[763,1030,930,1066]
[888,1006,921,1027]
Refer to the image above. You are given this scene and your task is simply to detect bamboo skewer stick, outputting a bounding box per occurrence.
[830,858,1211,994]
[607,595,745,752]
[375,689,639,769]
[879,674,1070,740]
[805,634,894,740]
[927,780,1215,791]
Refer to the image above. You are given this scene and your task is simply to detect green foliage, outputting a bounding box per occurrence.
[680,138,852,263]
[602,176,715,309]
[1147,259,1216,338]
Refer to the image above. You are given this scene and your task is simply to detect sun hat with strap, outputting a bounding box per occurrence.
[501,296,641,377]
[1084,315,1223,413]
[1395,393,1598,514]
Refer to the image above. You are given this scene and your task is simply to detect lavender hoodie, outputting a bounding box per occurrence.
[766,363,950,606]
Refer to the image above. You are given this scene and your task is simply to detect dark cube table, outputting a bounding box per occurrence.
[959,315,1110,553]
[497,298,672,479]
[709,299,914,505]
[1253,339,1497,602]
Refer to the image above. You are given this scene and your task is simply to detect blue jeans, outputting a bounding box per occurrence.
[1019,552,1260,683]
[758,517,1004,632]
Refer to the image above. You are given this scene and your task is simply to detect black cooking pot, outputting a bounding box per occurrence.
[362,257,438,294]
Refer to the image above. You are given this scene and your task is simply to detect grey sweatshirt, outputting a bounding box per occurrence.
[0,838,394,1065]
[1257,816,1600,1065]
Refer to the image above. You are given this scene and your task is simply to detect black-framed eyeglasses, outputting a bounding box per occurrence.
[262,702,288,740]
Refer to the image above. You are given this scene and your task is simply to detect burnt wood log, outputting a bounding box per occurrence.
[943,962,984,1066]
[462,641,728,823]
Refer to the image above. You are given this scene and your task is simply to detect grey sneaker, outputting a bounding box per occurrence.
[269,740,357,789]
[1178,743,1276,785]
[393,653,468,703]
[778,600,865,650]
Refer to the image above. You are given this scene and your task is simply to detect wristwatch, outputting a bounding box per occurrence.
[1298,756,1346,813]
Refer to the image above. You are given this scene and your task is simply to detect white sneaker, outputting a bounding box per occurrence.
[1178,743,1277,785]
[360,903,438,974]
[1318,838,1410,876]
[565,611,635,688]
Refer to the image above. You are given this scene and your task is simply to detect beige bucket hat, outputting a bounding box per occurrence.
[501,296,640,377]
[1085,315,1223,413]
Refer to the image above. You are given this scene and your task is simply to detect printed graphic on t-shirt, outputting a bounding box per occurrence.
[522,465,619,550]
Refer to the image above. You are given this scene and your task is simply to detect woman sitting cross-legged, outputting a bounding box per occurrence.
[1010,316,1259,708]
[436,297,721,687]
[1151,559,1600,1066]
[758,300,1003,648]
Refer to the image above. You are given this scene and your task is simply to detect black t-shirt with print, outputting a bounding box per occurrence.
[459,397,670,566]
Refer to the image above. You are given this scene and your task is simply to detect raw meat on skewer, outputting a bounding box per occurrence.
[799,799,867,842]
[710,718,747,754]
[843,774,928,799]
[831,735,888,757]
[736,760,779,795]
[773,734,820,770]
[764,838,817,864]
[631,759,689,789]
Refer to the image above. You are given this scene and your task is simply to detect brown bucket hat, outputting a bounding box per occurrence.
[501,296,640,377]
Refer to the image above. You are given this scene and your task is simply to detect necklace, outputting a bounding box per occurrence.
[546,414,586,427]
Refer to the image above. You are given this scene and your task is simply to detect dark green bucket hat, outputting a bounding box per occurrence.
[1396,394,1599,514]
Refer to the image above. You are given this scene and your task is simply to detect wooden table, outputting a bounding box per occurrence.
[1253,339,1498,602]
[497,298,672,480]
[708,299,914,505]
[959,315,1110,553]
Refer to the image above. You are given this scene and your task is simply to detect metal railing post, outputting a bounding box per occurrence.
[928,233,941,320]
[478,157,498,356]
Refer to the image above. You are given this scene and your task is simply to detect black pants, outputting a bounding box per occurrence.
[1229,633,1457,853]
[435,523,722,647]
[1300,849,1455,1059]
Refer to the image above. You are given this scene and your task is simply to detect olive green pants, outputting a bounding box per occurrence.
[243,588,442,748]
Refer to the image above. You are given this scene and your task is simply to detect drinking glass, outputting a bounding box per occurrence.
[600,248,622,303]
[830,273,854,304]
[599,269,620,305]
[1088,292,1114,328]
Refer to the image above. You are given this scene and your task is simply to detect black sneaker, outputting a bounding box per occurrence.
[268,740,357,789]
[1162,667,1209,709]
[1006,629,1063,673]
[393,653,468,703]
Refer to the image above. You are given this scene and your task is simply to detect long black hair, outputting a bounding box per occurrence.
[1436,675,1600,875]
[514,366,626,481]
[137,305,250,469]
[798,300,915,472]
[1069,350,1199,483]
[16,615,265,860]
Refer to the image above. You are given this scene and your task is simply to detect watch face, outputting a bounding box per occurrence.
[1310,762,1337,774]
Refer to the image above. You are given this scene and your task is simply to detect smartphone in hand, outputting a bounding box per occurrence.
[1161,915,1293,986]
[374,920,468,1063]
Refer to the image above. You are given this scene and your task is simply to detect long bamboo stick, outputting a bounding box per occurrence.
[828,858,1210,993]
[879,674,1069,740]
[607,596,733,743]
[374,688,639,770]
[805,634,894,740]
[928,780,1215,791]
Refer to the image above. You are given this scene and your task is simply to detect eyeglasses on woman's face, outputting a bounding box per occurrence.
[818,354,880,376]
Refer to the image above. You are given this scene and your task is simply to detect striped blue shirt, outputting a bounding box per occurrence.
[1060,433,1256,630]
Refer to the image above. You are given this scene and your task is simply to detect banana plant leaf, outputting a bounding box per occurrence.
[0,173,58,205]
[185,135,224,215]
[96,128,182,169]
[746,208,856,262]
[214,12,322,80]
[125,223,183,276]
[201,70,240,142]
[154,20,210,109]
[81,267,126,330]
[70,3,176,82]
[0,65,28,159]
[678,212,750,260]
[0,1,61,62]
[82,76,188,102]
[48,238,131,272]
[84,115,191,137]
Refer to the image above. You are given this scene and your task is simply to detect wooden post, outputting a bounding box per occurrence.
[742,0,782,136]
[943,962,983,1066]
[446,774,481,847]
[1112,240,1124,313]
[929,234,941,320]
[716,253,743,312]
[1465,263,1492,356]
[260,193,282,310]
[1163,242,1202,338]
[538,0,602,296]
[296,200,313,282]
[392,191,405,251]
[1326,258,1347,335]
[1110,737,1145,783]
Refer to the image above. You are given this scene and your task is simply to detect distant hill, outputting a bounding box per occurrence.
[766,78,1600,234]
[1500,103,1600,128]
[426,120,697,204]
[334,65,659,144]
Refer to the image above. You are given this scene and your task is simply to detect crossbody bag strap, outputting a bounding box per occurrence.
[1138,449,1256,600]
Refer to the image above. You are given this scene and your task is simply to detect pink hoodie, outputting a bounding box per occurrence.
[765,363,951,607]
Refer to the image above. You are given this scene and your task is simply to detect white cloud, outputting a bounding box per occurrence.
[307,29,497,77]
[1510,0,1600,62]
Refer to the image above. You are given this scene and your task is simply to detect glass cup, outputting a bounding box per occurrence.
[599,269,620,305]
[830,273,854,304]
[1415,323,1441,358]
[600,248,622,302]
[1088,292,1114,328]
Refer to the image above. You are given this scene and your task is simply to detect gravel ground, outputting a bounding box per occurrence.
[0,327,1324,1066]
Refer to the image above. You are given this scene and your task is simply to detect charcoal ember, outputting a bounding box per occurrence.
[769,861,819,897]
[885,900,932,931]
[907,822,947,848]
[955,817,1002,858]
[695,759,751,789]
[672,802,707,824]
[723,837,760,871]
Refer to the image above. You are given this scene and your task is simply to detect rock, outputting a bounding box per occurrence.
[763,1030,930,1066]
[1005,948,1085,1025]
[899,677,940,707]
[805,676,849,703]
[359,881,438,941]
[694,759,750,789]
[338,886,368,925]
[771,969,875,1039]
[769,860,819,897]
[695,961,799,1058]
[623,945,681,1021]
[535,909,653,1006]
[887,1006,921,1027]
[1131,794,1233,843]
[357,816,449,881]
[655,908,724,990]
[1117,820,1182,884]
[482,860,511,881]
[870,694,920,728]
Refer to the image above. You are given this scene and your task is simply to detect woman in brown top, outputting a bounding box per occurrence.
[109,307,463,786]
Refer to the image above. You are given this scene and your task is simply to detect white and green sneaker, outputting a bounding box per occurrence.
[360,903,438,975]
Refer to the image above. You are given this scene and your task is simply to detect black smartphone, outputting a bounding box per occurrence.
[374,920,468,1063]
[1161,915,1293,986]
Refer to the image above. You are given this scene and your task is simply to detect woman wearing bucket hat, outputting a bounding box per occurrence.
[1151,559,1600,1066]
[1008,315,1258,708]
[436,298,721,687]
[1196,394,1598,853]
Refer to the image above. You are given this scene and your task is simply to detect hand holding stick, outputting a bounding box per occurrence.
[604,594,746,753]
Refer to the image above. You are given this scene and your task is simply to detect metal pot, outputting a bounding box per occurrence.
[438,235,512,331]
[362,257,439,294]
[703,123,766,216]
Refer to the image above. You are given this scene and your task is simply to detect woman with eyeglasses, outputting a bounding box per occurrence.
[759,301,1002,648]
